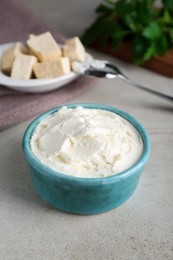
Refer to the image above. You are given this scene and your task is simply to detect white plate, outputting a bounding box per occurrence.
[0,42,89,93]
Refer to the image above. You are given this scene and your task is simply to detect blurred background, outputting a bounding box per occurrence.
[21,0,101,37]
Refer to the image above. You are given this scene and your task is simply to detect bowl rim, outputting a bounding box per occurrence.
[22,103,151,185]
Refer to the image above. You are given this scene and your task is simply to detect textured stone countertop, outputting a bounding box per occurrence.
[1,0,173,259]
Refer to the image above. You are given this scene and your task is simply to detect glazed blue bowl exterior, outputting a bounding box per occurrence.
[22,103,150,214]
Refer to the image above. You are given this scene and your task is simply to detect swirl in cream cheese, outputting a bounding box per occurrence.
[31,106,143,178]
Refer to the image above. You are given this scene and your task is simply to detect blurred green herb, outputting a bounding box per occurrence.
[82,0,173,64]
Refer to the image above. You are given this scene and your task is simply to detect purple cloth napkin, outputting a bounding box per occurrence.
[0,0,96,131]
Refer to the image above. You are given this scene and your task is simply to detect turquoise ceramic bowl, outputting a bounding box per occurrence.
[22,103,150,215]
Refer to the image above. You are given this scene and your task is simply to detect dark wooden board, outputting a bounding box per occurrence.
[90,41,173,77]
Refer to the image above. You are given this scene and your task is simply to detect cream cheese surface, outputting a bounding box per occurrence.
[31,106,143,178]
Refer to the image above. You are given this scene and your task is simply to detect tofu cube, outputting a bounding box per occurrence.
[33,57,71,79]
[63,37,85,62]
[27,31,61,62]
[11,53,37,80]
[1,42,29,74]
[29,34,37,39]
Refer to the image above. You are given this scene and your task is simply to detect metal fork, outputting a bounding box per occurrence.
[84,60,173,103]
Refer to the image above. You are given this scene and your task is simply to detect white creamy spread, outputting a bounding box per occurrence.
[71,56,107,74]
[31,106,143,178]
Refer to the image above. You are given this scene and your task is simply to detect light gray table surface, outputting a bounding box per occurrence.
[1,1,173,259]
